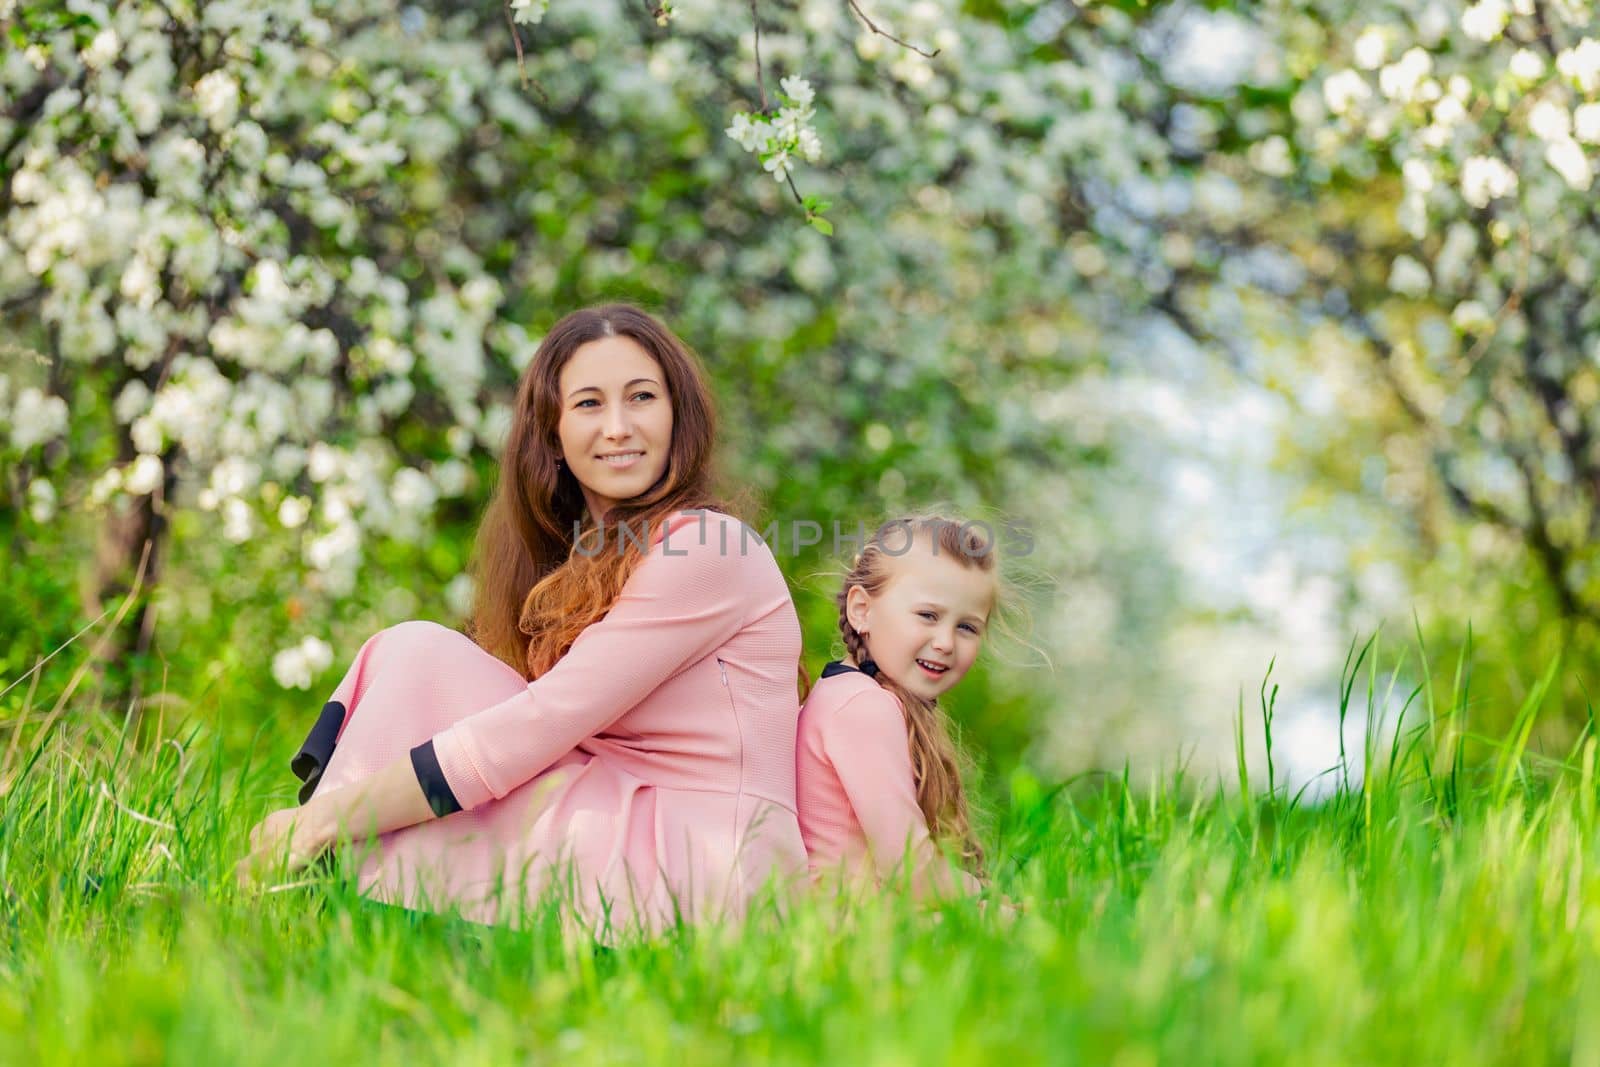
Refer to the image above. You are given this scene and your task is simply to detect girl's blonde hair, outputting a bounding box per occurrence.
[836,514,1001,877]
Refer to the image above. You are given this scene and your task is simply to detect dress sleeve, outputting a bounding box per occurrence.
[821,689,938,881]
[424,510,758,812]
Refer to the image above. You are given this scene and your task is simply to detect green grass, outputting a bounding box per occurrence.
[3,634,1600,1065]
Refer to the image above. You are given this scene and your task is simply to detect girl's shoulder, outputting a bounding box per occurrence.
[799,671,911,766]
[802,668,905,723]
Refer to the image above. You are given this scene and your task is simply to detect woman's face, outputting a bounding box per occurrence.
[556,336,674,523]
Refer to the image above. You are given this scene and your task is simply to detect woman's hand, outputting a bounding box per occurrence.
[236,804,331,886]
[236,759,439,887]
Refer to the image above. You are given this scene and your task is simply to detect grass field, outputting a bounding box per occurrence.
[3,637,1599,1065]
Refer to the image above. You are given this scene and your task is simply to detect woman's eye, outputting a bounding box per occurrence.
[917,611,937,621]
[631,391,656,402]
[576,399,598,408]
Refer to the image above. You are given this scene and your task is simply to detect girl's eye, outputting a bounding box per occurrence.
[960,623,980,634]
[917,611,937,621]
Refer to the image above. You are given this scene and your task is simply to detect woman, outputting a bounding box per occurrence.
[238,304,809,939]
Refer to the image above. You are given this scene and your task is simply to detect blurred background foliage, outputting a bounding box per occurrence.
[6,0,1600,789]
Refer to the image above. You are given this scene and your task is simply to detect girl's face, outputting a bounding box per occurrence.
[556,336,674,524]
[846,540,995,702]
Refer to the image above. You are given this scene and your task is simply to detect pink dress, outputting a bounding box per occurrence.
[295,509,808,937]
[795,662,983,896]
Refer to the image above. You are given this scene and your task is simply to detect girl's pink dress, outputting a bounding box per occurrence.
[795,662,938,884]
[294,509,808,936]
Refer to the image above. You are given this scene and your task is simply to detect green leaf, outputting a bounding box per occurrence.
[808,216,834,236]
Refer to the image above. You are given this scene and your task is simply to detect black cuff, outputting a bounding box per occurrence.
[290,700,346,805]
[409,739,463,817]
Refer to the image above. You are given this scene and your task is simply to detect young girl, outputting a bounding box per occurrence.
[796,513,1000,900]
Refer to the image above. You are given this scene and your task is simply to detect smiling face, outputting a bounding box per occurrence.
[845,534,996,702]
[556,335,675,525]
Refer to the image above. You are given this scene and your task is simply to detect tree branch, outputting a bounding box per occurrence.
[750,0,768,111]
[844,0,940,58]
[503,1,530,90]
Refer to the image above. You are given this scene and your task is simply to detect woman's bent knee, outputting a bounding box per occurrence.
[377,620,523,682]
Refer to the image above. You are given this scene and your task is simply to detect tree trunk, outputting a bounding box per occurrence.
[80,480,169,723]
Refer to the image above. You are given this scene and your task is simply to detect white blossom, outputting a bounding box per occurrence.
[763,149,793,182]
[222,497,253,543]
[130,415,163,455]
[1528,99,1572,142]
[1557,38,1600,93]
[1379,48,1432,103]
[1452,299,1495,333]
[1324,70,1372,115]
[509,0,549,26]
[431,458,471,497]
[210,456,261,499]
[779,76,816,107]
[306,519,361,573]
[194,70,240,131]
[119,255,160,308]
[10,388,69,451]
[1460,0,1510,42]
[1545,138,1593,190]
[124,453,165,496]
[725,75,824,184]
[1352,27,1387,70]
[1388,254,1432,296]
[27,479,57,523]
[390,466,438,518]
[1575,103,1600,144]
[87,467,123,507]
[307,443,342,482]
[278,495,311,529]
[725,113,762,152]
[796,127,822,162]
[270,635,335,690]
[81,28,120,71]
[1432,95,1467,128]
[114,381,151,424]
[1249,135,1293,177]
[1460,155,1517,207]
[1402,158,1435,193]
[1508,48,1545,81]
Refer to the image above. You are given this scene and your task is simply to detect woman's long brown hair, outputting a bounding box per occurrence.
[469,304,725,679]
[836,515,998,877]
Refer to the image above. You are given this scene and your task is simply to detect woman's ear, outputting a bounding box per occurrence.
[844,583,872,635]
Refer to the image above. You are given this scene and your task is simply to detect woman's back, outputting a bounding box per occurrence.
[573,509,803,807]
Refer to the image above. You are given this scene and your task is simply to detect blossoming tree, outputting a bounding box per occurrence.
[1142,0,1600,637]
[2,0,1191,705]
